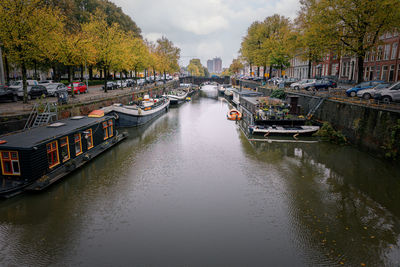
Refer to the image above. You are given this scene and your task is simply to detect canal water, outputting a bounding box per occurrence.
[0,85,399,266]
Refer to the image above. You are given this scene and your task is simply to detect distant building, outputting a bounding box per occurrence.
[207,60,214,73]
[207,57,223,74]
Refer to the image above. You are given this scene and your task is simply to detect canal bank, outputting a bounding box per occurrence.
[256,87,400,159]
[0,89,399,266]
[0,81,179,135]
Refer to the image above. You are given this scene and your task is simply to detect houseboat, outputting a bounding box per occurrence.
[167,89,189,105]
[239,95,320,137]
[102,95,170,127]
[0,114,126,198]
[231,88,263,107]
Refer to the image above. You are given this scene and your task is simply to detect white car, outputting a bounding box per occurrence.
[9,80,38,97]
[44,83,68,96]
[290,79,314,90]
[357,83,391,99]
[374,81,400,103]
[299,79,317,90]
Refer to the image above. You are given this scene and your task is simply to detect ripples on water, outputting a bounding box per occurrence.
[0,85,399,266]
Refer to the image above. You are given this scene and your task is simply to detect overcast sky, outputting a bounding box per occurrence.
[113,0,300,68]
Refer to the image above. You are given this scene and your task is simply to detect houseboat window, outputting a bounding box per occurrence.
[47,141,60,168]
[86,129,94,149]
[108,120,113,138]
[1,151,20,175]
[60,137,70,162]
[103,122,108,140]
[74,134,82,156]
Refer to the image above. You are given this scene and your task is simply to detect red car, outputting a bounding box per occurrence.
[67,82,87,94]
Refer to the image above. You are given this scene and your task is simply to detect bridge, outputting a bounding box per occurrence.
[179,76,230,85]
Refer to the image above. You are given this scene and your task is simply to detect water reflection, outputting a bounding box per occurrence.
[241,136,400,266]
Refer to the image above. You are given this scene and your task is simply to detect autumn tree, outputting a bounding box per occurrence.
[0,0,63,102]
[155,37,180,81]
[229,59,244,74]
[82,10,125,92]
[301,0,400,83]
[187,59,205,76]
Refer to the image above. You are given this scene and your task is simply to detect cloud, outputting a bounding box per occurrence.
[113,0,301,68]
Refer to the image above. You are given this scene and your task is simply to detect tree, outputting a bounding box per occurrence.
[82,10,125,92]
[302,0,400,83]
[155,37,180,81]
[0,0,64,102]
[187,59,205,77]
[229,58,244,74]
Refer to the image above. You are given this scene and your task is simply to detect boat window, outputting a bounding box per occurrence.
[74,134,82,156]
[1,151,20,175]
[60,137,70,162]
[103,122,109,140]
[108,120,113,138]
[47,141,60,168]
[86,129,94,149]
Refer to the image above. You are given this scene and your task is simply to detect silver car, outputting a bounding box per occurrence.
[45,83,68,96]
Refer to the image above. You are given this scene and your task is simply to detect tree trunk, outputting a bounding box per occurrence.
[4,53,9,84]
[263,65,266,81]
[68,66,72,83]
[308,60,312,79]
[164,70,166,83]
[249,63,252,76]
[257,66,260,77]
[100,69,103,79]
[80,64,84,81]
[269,65,272,79]
[34,60,37,80]
[52,65,56,81]
[357,55,364,84]
[22,61,28,103]
[89,66,93,80]
[104,67,108,93]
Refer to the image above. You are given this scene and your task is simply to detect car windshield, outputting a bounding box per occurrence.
[374,84,390,89]
[10,81,22,86]
[359,82,370,87]
[47,84,58,89]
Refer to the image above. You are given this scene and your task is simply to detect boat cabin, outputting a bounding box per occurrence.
[0,115,117,197]
[231,89,263,107]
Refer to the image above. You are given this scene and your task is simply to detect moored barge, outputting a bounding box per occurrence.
[0,115,126,198]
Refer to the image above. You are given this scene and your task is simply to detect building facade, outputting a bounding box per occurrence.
[207,57,223,74]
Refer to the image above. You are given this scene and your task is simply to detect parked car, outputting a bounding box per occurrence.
[0,85,18,102]
[27,85,48,99]
[304,79,337,91]
[290,79,313,90]
[357,83,391,99]
[9,80,38,98]
[277,77,299,87]
[39,80,55,86]
[102,81,118,90]
[373,82,400,103]
[346,81,385,97]
[116,80,128,88]
[45,83,68,96]
[68,82,87,94]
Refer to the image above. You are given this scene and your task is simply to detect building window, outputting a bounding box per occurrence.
[47,141,60,168]
[398,64,400,81]
[389,65,395,81]
[382,65,388,80]
[60,137,70,162]
[371,49,375,61]
[108,120,113,138]
[391,43,398,59]
[103,122,108,140]
[384,44,390,60]
[86,129,94,149]
[74,134,82,156]
[1,151,20,175]
[365,52,369,62]
[376,66,381,80]
[365,67,369,80]
[377,46,383,61]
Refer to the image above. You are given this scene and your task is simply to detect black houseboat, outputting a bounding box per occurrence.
[0,114,126,198]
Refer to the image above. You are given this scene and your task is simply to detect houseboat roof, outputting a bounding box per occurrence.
[0,116,113,149]
[241,96,284,106]
[231,88,263,97]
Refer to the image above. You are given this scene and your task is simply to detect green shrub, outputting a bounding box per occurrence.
[270,89,286,99]
[314,122,347,145]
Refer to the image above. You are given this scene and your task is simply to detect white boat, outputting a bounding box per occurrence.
[218,85,226,95]
[167,90,189,105]
[102,95,170,127]
[249,125,320,136]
